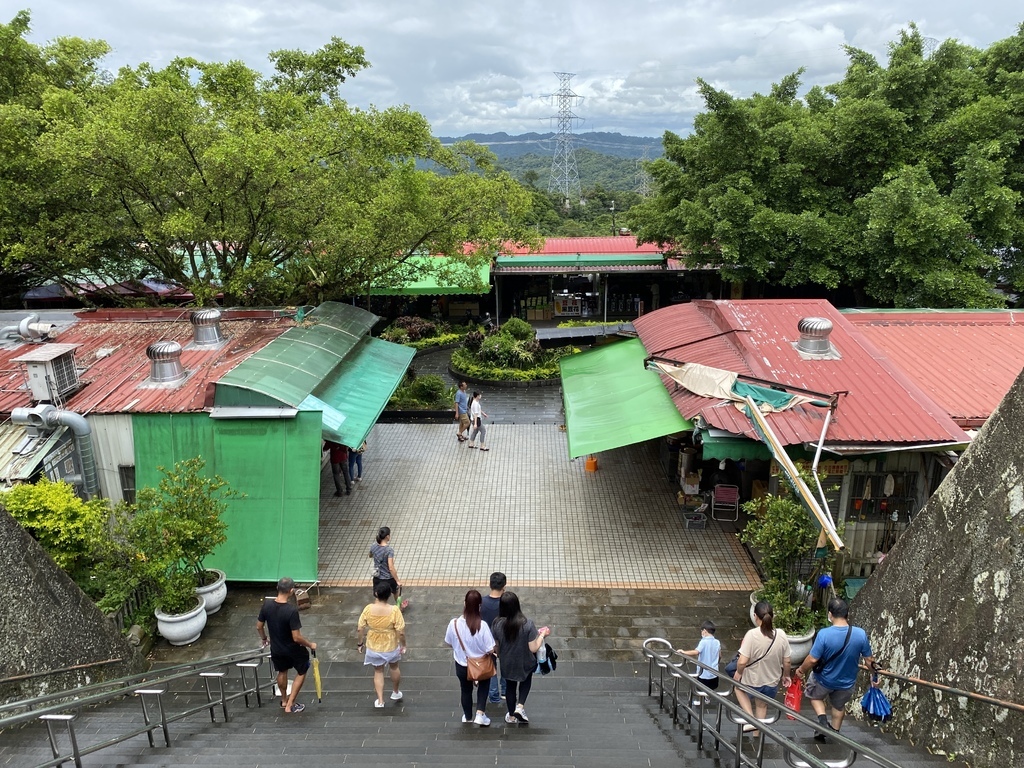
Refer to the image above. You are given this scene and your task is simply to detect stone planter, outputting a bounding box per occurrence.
[155,595,208,646]
[786,627,817,666]
[749,591,816,664]
[195,568,227,615]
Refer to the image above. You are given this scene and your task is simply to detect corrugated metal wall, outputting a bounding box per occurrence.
[91,414,134,503]
[132,411,321,582]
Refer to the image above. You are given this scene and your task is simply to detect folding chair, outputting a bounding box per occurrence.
[711,484,740,522]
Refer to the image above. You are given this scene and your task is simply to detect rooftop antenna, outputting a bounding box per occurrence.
[922,36,939,58]
[634,145,653,198]
[547,72,583,208]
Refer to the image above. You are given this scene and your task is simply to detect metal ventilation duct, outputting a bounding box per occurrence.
[147,340,187,383]
[11,404,99,499]
[190,308,225,346]
[796,317,833,355]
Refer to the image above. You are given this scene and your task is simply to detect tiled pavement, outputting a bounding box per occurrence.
[317,422,760,591]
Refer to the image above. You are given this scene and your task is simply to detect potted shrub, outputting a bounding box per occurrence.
[124,458,240,641]
[739,488,826,662]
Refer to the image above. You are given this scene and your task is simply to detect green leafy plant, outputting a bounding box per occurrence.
[740,489,821,635]
[388,373,456,409]
[499,316,534,341]
[1,479,110,575]
[119,458,242,614]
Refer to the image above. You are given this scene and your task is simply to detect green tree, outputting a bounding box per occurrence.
[629,23,1024,307]
[0,11,109,304]
[9,27,536,305]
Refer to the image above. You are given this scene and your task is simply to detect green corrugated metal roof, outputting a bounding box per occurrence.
[305,336,414,447]
[215,302,413,447]
[369,256,491,295]
[495,254,664,268]
[560,338,692,459]
[216,302,376,407]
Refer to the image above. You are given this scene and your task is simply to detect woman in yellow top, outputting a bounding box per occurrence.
[357,582,407,708]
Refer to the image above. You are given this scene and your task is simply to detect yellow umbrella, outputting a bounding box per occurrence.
[311,649,323,703]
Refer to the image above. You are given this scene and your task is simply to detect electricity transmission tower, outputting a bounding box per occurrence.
[634,145,653,198]
[548,72,583,207]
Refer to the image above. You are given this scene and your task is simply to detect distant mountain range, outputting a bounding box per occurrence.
[437,131,663,161]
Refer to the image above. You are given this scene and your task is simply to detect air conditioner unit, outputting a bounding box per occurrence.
[12,343,82,403]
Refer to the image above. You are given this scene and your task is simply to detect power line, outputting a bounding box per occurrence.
[547,72,583,206]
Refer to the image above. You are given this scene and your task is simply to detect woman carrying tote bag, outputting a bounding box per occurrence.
[444,590,496,726]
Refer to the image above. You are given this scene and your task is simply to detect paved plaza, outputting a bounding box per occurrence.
[317,421,760,591]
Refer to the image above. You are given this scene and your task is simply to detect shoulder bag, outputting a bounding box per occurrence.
[725,631,777,677]
[454,620,496,681]
[812,625,853,676]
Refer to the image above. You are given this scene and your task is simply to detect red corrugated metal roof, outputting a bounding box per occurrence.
[633,300,970,448]
[501,236,663,255]
[0,312,292,416]
[845,310,1024,428]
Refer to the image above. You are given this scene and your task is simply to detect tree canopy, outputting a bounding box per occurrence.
[628,24,1024,308]
[1,11,536,306]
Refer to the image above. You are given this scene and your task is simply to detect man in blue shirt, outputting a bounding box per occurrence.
[795,598,875,741]
[454,381,470,442]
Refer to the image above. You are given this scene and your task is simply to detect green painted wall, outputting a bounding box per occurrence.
[132,411,321,582]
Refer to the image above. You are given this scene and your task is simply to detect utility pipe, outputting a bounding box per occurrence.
[11,405,100,499]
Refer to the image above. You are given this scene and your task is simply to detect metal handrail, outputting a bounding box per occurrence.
[0,647,267,719]
[0,649,273,768]
[643,637,905,768]
[868,664,1024,714]
[0,658,124,686]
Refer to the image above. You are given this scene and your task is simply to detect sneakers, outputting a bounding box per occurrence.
[513,705,529,723]
[373,699,385,708]
[504,713,518,724]
[462,714,469,723]
[488,698,502,705]
[390,690,403,701]
[288,702,305,714]
[473,712,491,726]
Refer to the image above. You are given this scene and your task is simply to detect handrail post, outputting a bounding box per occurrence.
[236,661,263,708]
[134,688,169,747]
[40,713,80,768]
[200,671,228,723]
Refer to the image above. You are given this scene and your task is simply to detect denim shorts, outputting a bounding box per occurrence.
[751,683,778,699]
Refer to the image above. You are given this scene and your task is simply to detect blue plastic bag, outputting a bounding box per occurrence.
[861,679,892,723]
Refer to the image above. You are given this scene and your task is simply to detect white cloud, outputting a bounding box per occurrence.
[18,1,1024,139]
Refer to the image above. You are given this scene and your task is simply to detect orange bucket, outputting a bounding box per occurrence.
[585,456,598,472]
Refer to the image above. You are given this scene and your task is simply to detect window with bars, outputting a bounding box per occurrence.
[118,465,136,505]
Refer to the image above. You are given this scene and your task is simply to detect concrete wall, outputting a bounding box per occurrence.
[0,508,146,703]
[852,369,1024,767]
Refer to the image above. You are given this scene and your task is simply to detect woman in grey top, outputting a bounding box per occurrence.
[491,591,551,724]
[370,526,409,609]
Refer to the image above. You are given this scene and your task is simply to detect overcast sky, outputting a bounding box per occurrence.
[19,2,1024,142]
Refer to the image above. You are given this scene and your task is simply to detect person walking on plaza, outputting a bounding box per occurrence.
[467,391,489,451]
[349,440,366,483]
[370,526,409,610]
[678,619,721,696]
[357,582,406,708]
[324,440,351,496]
[733,601,791,729]
[481,572,507,704]
[491,591,550,724]
[454,381,470,442]
[256,577,317,714]
[795,598,875,741]
[444,590,497,726]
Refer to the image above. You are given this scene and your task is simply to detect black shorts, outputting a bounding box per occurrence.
[373,576,400,597]
[271,648,310,675]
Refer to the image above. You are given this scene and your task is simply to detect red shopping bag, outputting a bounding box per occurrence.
[784,678,803,719]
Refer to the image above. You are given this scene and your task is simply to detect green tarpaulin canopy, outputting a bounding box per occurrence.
[698,431,772,461]
[560,338,692,459]
[368,256,491,295]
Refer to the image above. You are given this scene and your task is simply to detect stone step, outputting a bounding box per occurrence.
[2,667,967,768]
